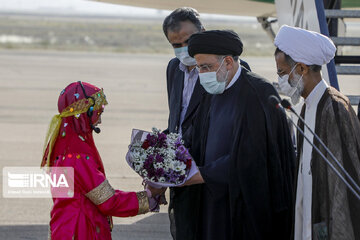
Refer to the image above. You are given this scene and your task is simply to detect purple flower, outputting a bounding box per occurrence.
[164,169,181,184]
[175,138,182,148]
[155,154,164,163]
[130,128,192,185]
[157,133,167,147]
[178,175,185,182]
[155,168,165,176]
[146,134,157,147]
[144,155,154,170]
[176,145,191,163]
[147,168,156,178]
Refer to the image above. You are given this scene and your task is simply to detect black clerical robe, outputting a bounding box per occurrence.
[198,73,241,240]
[166,58,252,240]
[184,67,296,240]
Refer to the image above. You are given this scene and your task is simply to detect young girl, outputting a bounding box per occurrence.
[42,81,164,239]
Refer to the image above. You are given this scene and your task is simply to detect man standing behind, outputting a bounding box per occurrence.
[181,30,295,240]
[274,25,360,240]
[162,8,251,239]
[163,7,205,143]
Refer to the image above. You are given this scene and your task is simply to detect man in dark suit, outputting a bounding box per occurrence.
[162,7,251,239]
[163,7,205,143]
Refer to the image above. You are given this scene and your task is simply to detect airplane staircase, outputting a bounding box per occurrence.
[325,9,360,106]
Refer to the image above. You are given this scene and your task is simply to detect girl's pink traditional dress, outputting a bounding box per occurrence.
[41,82,150,240]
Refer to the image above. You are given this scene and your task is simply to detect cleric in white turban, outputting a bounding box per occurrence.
[274,25,336,66]
[274,25,360,240]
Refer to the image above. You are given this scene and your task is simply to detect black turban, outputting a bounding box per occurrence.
[188,30,243,57]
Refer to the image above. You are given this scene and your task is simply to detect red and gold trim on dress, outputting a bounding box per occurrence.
[136,191,150,215]
[85,179,115,205]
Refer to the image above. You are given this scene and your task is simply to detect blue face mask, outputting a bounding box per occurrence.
[199,58,229,95]
[174,46,197,66]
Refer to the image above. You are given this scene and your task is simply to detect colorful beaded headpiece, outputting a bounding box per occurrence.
[42,89,108,167]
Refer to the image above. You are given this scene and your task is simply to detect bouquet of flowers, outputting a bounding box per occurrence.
[126,128,198,188]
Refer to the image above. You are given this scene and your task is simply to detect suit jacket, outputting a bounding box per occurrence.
[166,57,206,147]
[166,57,206,240]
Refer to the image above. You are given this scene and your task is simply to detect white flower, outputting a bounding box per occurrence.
[130,151,140,160]
[151,127,161,135]
[171,161,186,172]
[131,140,142,149]
[134,163,143,172]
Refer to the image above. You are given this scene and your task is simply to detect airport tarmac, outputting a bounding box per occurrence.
[0,50,358,239]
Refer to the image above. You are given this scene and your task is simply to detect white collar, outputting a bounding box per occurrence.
[225,65,242,90]
[179,61,197,74]
[304,79,328,108]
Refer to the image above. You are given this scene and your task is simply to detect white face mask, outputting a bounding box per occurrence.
[277,64,303,105]
[278,74,294,96]
[277,64,297,96]
[288,72,304,105]
[199,58,229,95]
[174,46,197,66]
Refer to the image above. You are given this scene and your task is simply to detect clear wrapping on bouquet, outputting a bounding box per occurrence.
[126,128,198,188]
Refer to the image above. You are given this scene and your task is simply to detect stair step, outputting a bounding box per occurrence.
[331,37,360,46]
[325,10,360,18]
[347,95,360,106]
[335,56,360,64]
[336,65,360,75]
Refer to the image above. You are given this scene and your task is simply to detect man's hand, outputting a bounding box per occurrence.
[146,185,167,197]
[181,171,204,186]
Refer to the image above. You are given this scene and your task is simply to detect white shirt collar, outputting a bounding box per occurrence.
[179,61,197,74]
[304,79,328,108]
[225,65,242,90]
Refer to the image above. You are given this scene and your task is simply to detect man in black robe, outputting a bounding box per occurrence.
[162,8,250,239]
[180,30,296,240]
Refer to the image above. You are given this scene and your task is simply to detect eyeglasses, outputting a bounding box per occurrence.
[277,63,299,77]
[195,64,212,72]
[195,57,226,73]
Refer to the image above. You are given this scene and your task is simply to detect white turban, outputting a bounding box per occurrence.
[274,25,336,66]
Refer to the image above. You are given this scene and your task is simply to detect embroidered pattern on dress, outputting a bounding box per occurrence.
[136,191,149,215]
[85,179,115,205]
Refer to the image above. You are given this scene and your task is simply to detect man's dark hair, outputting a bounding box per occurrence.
[275,47,322,72]
[163,7,203,38]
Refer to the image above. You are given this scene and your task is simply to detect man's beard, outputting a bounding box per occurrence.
[289,72,304,105]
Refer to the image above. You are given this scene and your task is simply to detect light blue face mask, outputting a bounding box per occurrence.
[174,46,197,66]
[199,58,228,95]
